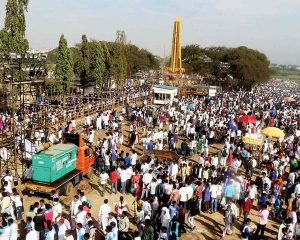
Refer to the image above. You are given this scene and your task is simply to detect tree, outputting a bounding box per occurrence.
[107,42,127,87]
[101,42,112,89]
[226,46,270,89]
[182,44,270,89]
[76,35,90,88]
[54,35,73,93]
[125,44,160,77]
[88,41,105,89]
[0,0,29,53]
[182,44,212,74]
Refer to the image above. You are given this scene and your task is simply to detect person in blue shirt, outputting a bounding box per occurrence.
[110,221,118,240]
[224,180,235,202]
[124,153,131,167]
[148,140,154,150]
[168,201,179,220]
[106,226,114,240]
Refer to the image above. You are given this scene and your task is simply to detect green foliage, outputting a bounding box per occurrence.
[54,35,73,93]
[125,44,160,76]
[271,66,300,81]
[182,44,270,89]
[106,41,127,87]
[49,33,159,91]
[0,0,29,53]
[88,41,105,89]
[80,35,90,87]
[226,46,270,89]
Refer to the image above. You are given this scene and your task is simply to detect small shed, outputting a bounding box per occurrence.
[153,85,178,105]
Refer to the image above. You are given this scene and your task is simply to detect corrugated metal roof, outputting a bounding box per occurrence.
[153,85,177,90]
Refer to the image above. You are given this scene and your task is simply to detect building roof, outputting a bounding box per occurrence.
[153,85,177,90]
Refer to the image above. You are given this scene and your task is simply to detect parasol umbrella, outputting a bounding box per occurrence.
[261,127,285,138]
[239,115,258,124]
[284,97,296,103]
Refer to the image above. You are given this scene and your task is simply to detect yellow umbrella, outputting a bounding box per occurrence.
[261,127,285,138]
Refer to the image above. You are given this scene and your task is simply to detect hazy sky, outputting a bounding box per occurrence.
[1,0,300,65]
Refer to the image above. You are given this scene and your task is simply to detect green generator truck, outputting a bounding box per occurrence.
[25,133,94,196]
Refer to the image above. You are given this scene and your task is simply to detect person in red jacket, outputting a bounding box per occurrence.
[243,194,252,220]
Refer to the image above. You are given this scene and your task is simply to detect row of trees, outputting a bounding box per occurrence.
[0,0,160,93]
[182,44,271,89]
[0,0,29,53]
[50,34,160,93]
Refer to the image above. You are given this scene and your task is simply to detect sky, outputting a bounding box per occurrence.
[0,0,300,65]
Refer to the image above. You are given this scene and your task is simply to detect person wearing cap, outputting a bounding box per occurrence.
[25,223,38,240]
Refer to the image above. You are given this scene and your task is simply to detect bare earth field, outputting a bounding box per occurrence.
[19,105,279,240]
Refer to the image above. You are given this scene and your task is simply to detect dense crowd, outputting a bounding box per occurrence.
[0,80,299,240]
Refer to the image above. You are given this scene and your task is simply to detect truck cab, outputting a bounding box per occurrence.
[62,133,94,177]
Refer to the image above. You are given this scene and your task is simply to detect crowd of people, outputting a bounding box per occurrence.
[0,80,299,240]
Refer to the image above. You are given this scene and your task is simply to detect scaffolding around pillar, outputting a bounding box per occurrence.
[0,53,48,180]
[165,17,185,81]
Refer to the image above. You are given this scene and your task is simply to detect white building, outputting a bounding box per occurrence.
[152,85,177,105]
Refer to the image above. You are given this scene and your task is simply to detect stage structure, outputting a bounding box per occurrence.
[165,17,185,79]
[0,53,48,179]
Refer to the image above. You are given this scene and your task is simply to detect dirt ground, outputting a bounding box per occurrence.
[19,104,280,240]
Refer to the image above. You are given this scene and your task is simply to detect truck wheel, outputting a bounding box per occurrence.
[64,182,73,196]
[86,167,94,180]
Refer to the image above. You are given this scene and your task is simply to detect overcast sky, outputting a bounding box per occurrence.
[1,0,300,65]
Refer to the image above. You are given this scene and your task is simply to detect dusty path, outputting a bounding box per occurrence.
[18,101,280,240]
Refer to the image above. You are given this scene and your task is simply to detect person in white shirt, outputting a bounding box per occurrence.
[52,198,62,224]
[179,184,189,208]
[233,158,241,174]
[149,179,158,197]
[211,155,218,167]
[295,182,300,196]
[141,170,153,199]
[75,205,86,226]
[210,181,219,213]
[99,199,111,233]
[100,170,109,195]
[126,166,133,192]
[57,219,67,240]
[169,162,178,181]
[247,183,257,202]
[65,230,74,240]
[70,195,82,230]
[25,224,38,240]
[11,190,23,220]
[120,167,128,194]
[7,218,18,240]
[131,150,138,169]
[288,172,296,185]
[3,170,13,192]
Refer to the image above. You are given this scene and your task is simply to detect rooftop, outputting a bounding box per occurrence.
[153,85,177,90]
